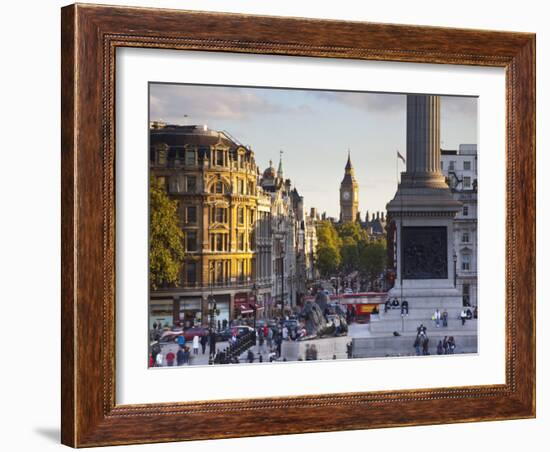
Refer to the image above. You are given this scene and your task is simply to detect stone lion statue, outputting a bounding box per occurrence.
[299,291,348,339]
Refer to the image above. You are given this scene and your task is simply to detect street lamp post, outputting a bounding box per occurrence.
[453,252,458,288]
[252,283,258,330]
[280,239,285,317]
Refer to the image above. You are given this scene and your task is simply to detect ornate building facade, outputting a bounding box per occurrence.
[149,124,261,327]
[440,144,478,307]
[149,124,317,327]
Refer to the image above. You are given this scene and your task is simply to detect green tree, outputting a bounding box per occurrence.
[317,220,341,248]
[340,236,360,272]
[149,178,185,289]
[338,221,366,242]
[315,220,341,277]
[358,240,387,289]
[316,245,341,278]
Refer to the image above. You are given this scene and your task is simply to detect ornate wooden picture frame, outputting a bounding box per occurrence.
[61,3,535,447]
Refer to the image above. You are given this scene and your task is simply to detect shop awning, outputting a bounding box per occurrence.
[238,303,264,314]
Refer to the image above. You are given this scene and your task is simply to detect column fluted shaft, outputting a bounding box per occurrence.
[406,95,441,175]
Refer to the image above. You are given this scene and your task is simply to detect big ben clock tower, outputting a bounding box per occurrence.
[340,151,359,222]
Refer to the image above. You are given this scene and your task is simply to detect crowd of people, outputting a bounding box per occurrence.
[413,323,458,356]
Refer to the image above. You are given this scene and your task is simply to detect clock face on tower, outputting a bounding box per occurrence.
[342,191,350,201]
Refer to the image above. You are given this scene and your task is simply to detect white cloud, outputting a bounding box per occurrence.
[150,84,286,123]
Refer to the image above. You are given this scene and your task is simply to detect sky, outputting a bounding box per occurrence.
[150,83,477,218]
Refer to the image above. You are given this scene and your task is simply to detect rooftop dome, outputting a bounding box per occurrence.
[263,160,276,179]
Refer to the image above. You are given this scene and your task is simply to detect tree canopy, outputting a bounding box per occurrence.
[315,220,387,287]
[149,178,185,290]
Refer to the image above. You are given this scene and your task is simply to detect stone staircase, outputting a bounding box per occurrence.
[353,300,478,358]
[352,332,477,358]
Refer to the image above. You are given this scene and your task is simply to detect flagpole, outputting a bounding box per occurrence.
[397,150,405,332]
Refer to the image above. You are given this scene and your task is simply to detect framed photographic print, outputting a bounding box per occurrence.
[61,3,536,447]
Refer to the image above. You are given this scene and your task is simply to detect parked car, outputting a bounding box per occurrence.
[214,328,233,342]
[231,325,255,338]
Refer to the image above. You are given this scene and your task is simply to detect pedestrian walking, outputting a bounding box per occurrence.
[200,334,208,354]
[442,310,448,327]
[258,330,265,349]
[151,342,161,365]
[433,309,441,328]
[177,334,186,349]
[165,350,175,366]
[183,346,191,364]
[209,330,217,357]
[460,309,468,326]
[192,335,199,355]
[413,336,421,356]
[247,349,254,363]
[276,335,282,358]
[422,336,430,355]
[449,336,456,354]
[155,351,163,367]
[176,347,185,366]
[437,340,444,355]
[267,327,273,349]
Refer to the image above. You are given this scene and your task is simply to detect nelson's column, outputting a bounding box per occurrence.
[369,95,476,346]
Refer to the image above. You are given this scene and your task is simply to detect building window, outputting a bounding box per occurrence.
[249,209,255,226]
[169,177,180,193]
[185,149,196,166]
[463,176,471,188]
[461,254,471,271]
[462,232,470,243]
[186,206,197,224]
[237,232,245,251]
[463,160,471,170]
[214,180,224,194]
[186,176,196,193]
[186,231,197,252]
[440,161,444,171]
[216,150,224,166]
[237,207,244,225]
[238,179,244,194]
[210,234,227,252]
[237,260,245,283]
[449,161,455,171]
[213,207,227,223]
[463,205,469,216]
[186,262,197,285]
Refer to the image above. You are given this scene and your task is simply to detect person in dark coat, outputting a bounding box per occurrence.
[200,334,208,354]
[247,349,254,363]
[176,347,185,366]
[209,330,217,357]
[422,337,430,355]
